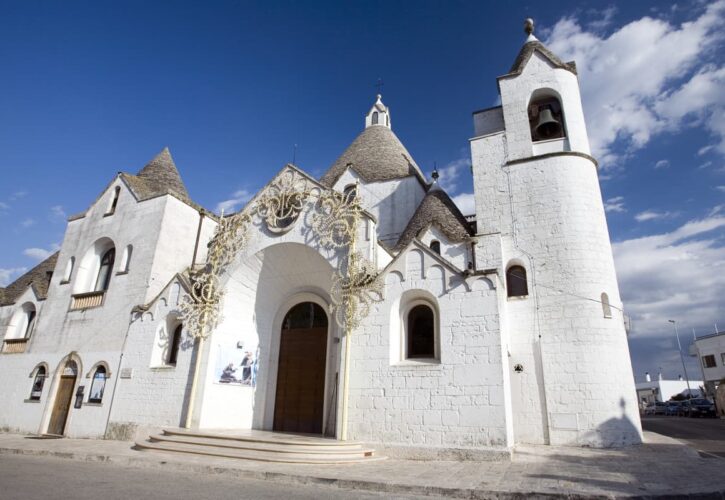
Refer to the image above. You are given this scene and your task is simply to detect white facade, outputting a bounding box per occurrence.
[635,379,704,404]
[692,332,725,395]
[0,29,642,453]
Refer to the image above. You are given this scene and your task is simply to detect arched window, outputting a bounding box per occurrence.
[24,308,37,338]
[7,303,37,340]
[167,324,183,365]
[372,111,379,125]
[407,304,435,359]
[29,366,46,401]
[94,248,115,292]
[88,365,106,403]
[429,240,441,255]
[106,186,121,215]
[343,184,357,203]
[62,257,75,283]
[506,265,528,297]
[528,93,566,142]
[119,245,133,273]
[601,292,612,318]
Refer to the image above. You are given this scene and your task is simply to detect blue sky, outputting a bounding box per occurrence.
[1,1,723,383]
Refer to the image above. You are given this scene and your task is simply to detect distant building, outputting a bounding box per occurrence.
[691,331,725,397]
[635,373,704,404]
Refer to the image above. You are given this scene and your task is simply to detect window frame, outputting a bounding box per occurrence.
[702,354,717,369]
[167,324,183,366]
[506,265,529,298]
[402,299,439,362]
[105,186,121,216]
[429,240,441,255]
[88,366,107,404]
[94,248,115,292]
[29,366,46,401]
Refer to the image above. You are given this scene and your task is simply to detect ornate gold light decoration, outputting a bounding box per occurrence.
[182,168,382,339]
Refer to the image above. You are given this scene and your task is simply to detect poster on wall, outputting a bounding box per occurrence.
[214,341,259,387]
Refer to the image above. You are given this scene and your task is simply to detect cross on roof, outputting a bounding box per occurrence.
[375,78,384,95]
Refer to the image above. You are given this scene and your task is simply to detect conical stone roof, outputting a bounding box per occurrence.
[320,126,426,187]
[132,147,190,201]
[395,188,473,251]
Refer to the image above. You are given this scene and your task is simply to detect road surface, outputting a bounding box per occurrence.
[0,453,445,500]
[641,415,725,459]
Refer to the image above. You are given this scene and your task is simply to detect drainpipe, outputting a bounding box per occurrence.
[191,209,206,269]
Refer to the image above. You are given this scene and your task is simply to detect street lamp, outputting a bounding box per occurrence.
[669,319,693,398]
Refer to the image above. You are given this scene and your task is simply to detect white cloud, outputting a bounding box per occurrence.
[451,192,475,215]
[434,158,471,194]
[545,1,725,167]
[698,145,715,156]
[23,243,60,261]
[0,267,27,287]
[698,160,713,170]
[50,205,66,220]
[613,212,725,342]
[604,196,626,213]
[20,218,35,228]
[215,189,252,214]
[23,248,53,261]
[654,160,670,169]
[9,191,27,201]
[634,210,676,222]
[717,186,725,193]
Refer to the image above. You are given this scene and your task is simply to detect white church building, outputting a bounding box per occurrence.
[0,23,642,456]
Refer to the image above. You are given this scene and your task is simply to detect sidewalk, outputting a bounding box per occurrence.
[1,431,723,499]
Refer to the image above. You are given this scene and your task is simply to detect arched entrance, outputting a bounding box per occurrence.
[48,360,78,436]
[273,302,328,434]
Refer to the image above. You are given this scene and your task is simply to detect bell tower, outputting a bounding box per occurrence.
[365,94,391,129]
[470,19,642,448]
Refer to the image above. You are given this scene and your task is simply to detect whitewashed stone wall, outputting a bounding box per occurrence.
[346,243,511,452]
[333,169,426,246]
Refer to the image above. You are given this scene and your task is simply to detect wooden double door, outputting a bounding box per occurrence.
[273,302,328,434]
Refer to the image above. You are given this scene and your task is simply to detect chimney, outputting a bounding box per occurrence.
[645,372,651,382]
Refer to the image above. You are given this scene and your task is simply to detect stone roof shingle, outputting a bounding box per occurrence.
[394,188,473,251]
[0,252,58,306]
[320,126,427,187]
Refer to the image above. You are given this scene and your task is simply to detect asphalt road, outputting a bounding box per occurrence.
[0,454,445,500]
[641,415,725,459]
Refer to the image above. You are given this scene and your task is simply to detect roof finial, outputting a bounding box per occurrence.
[524,18,534,35]
[432,162,439,181]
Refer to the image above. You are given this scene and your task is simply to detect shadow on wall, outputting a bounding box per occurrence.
[579,398,643,448]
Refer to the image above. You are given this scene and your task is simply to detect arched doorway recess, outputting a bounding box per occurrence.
[48,360,78,435]
[273,302,328,434]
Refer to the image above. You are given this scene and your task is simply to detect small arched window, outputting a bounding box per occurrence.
[372,111,379,125]
[528,94,566,142]
[29,366,46,401]
[88,366,107,403]
[24,308,37,338]
[62,257,75,283]
[506,265,528,297]
[601,292,612,318]
[343,184,357,203]
[429,240,441,255]
[94,248,115,292]
[106,186,121,215]
[119,245,133,273]
[168,324,183,365]
[407,304,435,359]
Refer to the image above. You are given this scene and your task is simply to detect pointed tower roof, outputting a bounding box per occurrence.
[320,95,426,187]
[133,147,190,201]
[394,188,473,251]
[502,18,577,79]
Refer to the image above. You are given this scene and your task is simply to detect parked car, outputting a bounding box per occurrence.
[665,401,681,416]
[687,398,716,418]
[644,403,657,415]
[644,401,667,415]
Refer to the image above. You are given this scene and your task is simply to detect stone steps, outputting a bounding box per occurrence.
[134,428,385,464]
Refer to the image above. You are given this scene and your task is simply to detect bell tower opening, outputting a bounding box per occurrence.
[528,91,566,142]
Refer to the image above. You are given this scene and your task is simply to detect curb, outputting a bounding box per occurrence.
[2,445,725,499]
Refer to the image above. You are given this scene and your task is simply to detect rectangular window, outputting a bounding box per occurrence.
[702,355,716,368]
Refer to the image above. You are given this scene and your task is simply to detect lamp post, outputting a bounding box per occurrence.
[668,320,692,398]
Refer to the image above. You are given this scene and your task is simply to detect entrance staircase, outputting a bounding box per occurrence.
[134,428,385,464]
